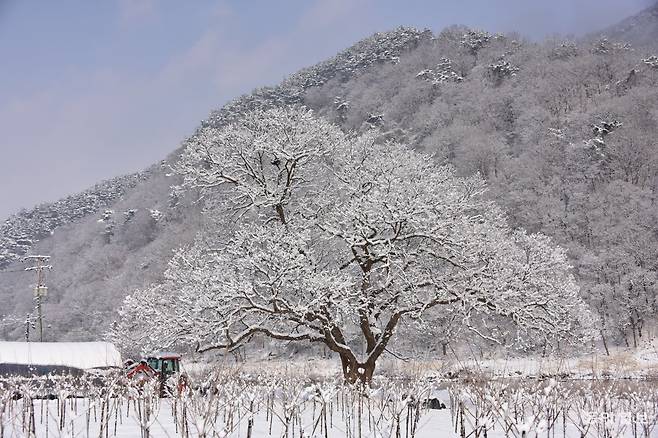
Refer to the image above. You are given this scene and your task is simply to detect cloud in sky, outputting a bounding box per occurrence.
[0,0,651,219]
[118,0,158,23]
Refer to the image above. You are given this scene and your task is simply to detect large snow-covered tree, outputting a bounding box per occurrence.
[112,107,591,384]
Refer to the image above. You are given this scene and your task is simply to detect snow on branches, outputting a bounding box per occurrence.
[174,107,345,223]
[642,55,658,69]
[592,38,632,55]
[416,58,464,85]
[0,173,145,268]
[113,107,591,384]
[461,30,491,57]
[487,58,520,85]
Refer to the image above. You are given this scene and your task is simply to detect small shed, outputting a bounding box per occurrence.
[0,342,122,375]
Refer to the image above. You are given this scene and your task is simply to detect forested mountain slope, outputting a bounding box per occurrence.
[0,165,203,340]
[299,26,658,350]
[0,28,430,341]
[1,8,658,350]
[598,1,658,49]
[0,172,147,269]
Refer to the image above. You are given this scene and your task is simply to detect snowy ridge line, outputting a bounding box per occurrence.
[200,27,431,131]
[0,170,151,269]
[0,28,429,271]
[592,1,658,49]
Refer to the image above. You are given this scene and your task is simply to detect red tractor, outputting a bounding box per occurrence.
[124,352,187,396]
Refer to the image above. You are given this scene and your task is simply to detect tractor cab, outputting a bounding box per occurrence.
[145,352,181,378]
[125,352,185,396]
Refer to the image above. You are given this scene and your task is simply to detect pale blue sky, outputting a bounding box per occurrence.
[0,0,652,219]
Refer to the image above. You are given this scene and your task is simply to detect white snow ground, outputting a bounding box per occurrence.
[2,399,456,438]
[2,341,658,437]
[2,391,657,438]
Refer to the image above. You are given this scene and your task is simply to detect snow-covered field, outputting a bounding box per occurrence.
[1,396,456,438]
[2,368,657,438]
[4,399,657,438]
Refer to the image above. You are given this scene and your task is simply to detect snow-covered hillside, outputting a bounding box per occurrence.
[1,12,658,357]
[598,2,658,49]
[0,173,146,269]
[0,28,431,342]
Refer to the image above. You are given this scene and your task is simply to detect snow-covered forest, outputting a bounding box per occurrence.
[0,173,146,269]
[1,5,658,364]
[298,28,658,353]
[4,2,658,437]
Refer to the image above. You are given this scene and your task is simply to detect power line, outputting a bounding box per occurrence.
[0,268,29,274]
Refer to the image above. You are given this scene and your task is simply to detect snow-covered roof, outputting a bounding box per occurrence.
[0,342,122,369]
[148,352,181,360]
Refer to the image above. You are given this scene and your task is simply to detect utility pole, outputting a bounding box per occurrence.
[23,255,51,342]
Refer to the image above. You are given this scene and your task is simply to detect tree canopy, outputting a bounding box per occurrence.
[112,107,590,384]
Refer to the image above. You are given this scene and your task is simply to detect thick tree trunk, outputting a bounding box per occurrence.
[339,354,376,386]
[341,355,359,384]
[275,204,287,224]
[362,362,375,384]
[340,354,351,380]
